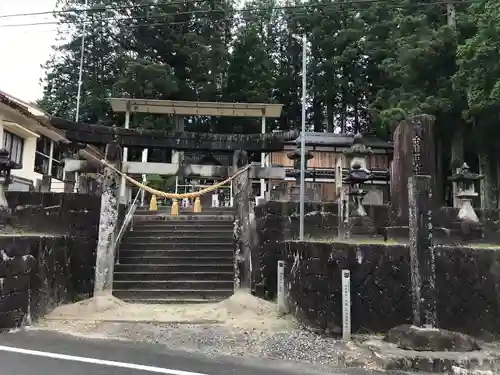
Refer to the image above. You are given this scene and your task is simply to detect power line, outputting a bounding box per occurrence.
[0,0,206,19]
[0,0,471,24]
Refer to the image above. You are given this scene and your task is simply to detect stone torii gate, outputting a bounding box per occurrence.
[100,99,284,204]
[51,107,293,203]
[46,102,297,295]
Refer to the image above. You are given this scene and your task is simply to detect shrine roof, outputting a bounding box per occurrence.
[108,98,283,118]
[290,132,393,149]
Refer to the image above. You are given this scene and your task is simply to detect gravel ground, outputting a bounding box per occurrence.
[36,320,377,372]
[34,293,379,372]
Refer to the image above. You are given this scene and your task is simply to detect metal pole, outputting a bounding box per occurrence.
[260,114,266,200]
[119,109,130,203]
[299,33,307,241]
[277,260,286,315]
[141,148,148,206]
[342,269,351,340]
[75,0,88,122]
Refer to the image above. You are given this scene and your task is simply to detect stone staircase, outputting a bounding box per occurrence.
[113,207,235,304]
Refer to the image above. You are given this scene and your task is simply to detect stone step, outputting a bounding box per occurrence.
[128,228,234,236]
[119,242,233,250]
[134,220,234,230]
[136,207,234,214]
[113,280,233,290]
[117,256,233,265]
[119,249,233,258]
[125,233,233,241]
[133,215,234,222]
[114,264,233,273]
[121,297,226,304]
[114,271,233,281]
[112,288,234,300]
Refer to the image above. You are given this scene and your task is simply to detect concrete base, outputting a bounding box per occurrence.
[384,325,480,352]
[350,215,376,236]
[360,336,499,374]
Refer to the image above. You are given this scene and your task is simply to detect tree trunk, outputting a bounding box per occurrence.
[435,135,444,206]
[478,152,493,209]
[450,125,464,208]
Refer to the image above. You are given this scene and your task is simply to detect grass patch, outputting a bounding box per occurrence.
[308,237,402,245]
[298,237,500,250]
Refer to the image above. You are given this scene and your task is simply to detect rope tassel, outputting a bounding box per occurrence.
[171,198,179,216]
[193,197,202,213]
[149,194,158,211]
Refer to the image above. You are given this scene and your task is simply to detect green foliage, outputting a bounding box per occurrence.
[37,0,500,151]
[146,174,176,192]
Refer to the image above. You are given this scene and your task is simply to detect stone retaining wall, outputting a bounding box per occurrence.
[253,200,500,300]
[6,192,101,236]
[0,235,96,329]
[252,201,388,299]
[0,193,104,330]
[283,241,500,338]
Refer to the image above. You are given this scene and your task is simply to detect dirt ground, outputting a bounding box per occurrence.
[33,292,498,374]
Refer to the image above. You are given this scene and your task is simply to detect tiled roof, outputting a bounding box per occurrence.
[289,132,393,149]
[0,90,103,158]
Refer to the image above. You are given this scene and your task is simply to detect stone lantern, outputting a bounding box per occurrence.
[344,133,372,216]
[0,148,21,231]
[344,133,374,235]
[448,163,483,223]
[287,143,314,199]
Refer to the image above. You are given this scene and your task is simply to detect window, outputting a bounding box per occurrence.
[51,159,64,180]
[34,152,49,175]
[4,131,24,166]
[34,135,64,180]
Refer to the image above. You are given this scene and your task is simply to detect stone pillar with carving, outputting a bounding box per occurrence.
[232,150,251,290]
[408,122,437,327]
[94,140,122,296]
[391,114,437,226]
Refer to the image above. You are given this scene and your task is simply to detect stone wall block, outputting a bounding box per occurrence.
[0,275,30,294]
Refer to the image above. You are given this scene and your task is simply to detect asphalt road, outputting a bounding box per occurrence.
[0,328,414,375]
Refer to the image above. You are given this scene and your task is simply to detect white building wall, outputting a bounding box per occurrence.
[0,117,63,191]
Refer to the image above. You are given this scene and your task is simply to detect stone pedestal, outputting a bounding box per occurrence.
[64,172,76,193]
[288,185,315,201]
[0,148,20,232]
[348,187,375,237]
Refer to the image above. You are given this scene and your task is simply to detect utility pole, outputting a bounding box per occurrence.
[291,33,307,240]
[75,0,89,122]
[447,0,462,207]
[298,34,307,241]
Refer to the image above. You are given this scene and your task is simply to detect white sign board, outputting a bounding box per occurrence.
[335,157,343,193]
[277,261,286,315]
[342,269,351,341]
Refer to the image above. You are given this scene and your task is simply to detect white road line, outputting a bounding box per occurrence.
[0,345,208,375]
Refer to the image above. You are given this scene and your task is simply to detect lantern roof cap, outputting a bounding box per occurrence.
[448,163,483,182]
[345,132,372,156]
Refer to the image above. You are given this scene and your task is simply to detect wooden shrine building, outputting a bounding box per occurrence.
[270,132,393,203]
